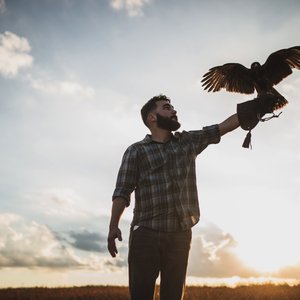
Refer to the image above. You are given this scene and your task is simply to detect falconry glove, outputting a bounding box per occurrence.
[237,94,282,148]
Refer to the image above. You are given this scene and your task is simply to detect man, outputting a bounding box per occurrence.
[107,94,276,300]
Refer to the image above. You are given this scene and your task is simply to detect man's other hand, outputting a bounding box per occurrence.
[107,227,123,257]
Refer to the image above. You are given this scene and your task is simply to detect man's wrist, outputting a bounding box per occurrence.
[109,224,119,230]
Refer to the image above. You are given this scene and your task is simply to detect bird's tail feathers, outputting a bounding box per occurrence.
[274,98,288,110]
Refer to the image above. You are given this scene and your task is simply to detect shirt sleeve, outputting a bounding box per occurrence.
[112,145,138,207]
[188,124,221,155]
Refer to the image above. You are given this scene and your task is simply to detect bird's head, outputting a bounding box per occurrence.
[251,62,261,69]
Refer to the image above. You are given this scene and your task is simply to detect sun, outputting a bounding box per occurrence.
[234,229,298,273]
[229,199,300,274]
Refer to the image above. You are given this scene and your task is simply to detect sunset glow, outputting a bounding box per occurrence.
[232,198,300,273]
[0,0,299,288]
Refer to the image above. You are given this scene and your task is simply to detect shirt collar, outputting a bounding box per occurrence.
[142,133,179,144]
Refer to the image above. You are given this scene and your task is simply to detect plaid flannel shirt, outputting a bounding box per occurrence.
[112,125,220,232]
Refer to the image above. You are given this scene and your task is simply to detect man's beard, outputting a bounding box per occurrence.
[156,113,181,131]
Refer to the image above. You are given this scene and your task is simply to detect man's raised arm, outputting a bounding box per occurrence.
[218,113,240,136]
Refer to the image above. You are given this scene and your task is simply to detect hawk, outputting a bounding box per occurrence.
[201,46,300,110]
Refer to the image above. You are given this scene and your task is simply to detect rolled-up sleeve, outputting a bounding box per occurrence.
[112,145,138,207]
[188,124,221,155]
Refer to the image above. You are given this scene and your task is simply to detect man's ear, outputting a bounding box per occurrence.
[147,112,156,124]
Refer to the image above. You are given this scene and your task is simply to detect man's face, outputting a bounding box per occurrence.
[155,100,181,131]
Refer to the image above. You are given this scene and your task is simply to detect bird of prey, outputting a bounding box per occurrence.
[201,46,300,110]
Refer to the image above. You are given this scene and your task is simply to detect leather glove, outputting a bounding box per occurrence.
[237,94,282,148]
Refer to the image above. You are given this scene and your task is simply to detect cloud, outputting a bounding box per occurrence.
[0,31,33,77]
[109,0,152,17]
[0,31,94,97]
[27,188,89,218]
[0,0,5,13]
[188,222,259,278]
[0,214,81,269]
[276,262,300,278]
[68,229,107,252]
[27,75,95,98]
[104,256,128,270]
[0,213,127,272]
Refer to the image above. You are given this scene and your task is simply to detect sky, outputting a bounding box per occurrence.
[0,0,300,288]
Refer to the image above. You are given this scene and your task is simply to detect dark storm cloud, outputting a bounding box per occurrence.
[68,229,107,252]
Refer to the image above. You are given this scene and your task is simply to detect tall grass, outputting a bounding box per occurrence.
[0,284,299,300]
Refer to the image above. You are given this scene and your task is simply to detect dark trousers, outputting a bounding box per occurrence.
[128,226,192,300]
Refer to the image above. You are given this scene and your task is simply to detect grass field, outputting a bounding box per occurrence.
[0,284,300,300]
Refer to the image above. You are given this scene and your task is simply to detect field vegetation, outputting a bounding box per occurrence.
[0,284,299,300]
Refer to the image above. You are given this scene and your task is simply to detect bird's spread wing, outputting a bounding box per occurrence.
[201,63,255,94]
[263,46,300,85]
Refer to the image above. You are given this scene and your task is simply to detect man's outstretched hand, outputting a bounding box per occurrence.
[107,226,123,257]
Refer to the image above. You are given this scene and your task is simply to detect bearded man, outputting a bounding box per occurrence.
[107,93,272,299]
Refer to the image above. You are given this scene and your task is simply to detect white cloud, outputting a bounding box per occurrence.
[0,31,33,77]
[0,213,81,268]
[0,213,125,271]
[188,220,300,280]
[27,75,95,98]
[27,188,89,218]
[0,31,94,97]
[188,222,259,278]
[109,0,152,17]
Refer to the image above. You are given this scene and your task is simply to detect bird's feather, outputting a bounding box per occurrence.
[263,46,300,85]
[202,63,255,94]
[201,46,300,97]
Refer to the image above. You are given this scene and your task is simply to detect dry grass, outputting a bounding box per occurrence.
[0,284,299,300]
[184,284,300,300]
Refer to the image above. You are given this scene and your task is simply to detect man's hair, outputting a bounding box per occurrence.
[141,94,171,127]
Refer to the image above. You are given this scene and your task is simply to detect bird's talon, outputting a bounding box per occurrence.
[260,112,282,122]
